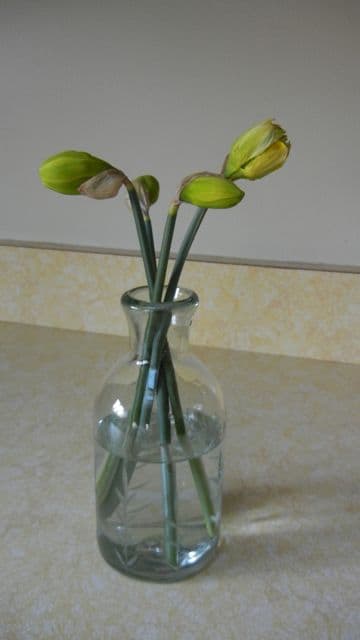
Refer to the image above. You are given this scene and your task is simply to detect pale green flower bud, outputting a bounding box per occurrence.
[133,175,160,210]
[179,172,244,209]
[224,120,290,180]
[38,150,115,195]
[78,169,126,199]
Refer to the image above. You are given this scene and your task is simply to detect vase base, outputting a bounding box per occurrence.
[97,532,219,582]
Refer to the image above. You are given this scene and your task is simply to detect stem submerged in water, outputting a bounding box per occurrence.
[157,374,178,566]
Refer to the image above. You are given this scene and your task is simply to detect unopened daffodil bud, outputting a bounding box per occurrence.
[133,175,160,210]
[79,169,126,199]
[179,172,244,209]
[224,120,290,181]
[38,150,115,195]
[236,140,290,180]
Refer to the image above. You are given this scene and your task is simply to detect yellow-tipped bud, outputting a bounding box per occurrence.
[78,169,126,199]
[38,150,115,195]
[224,119,290,180]
[238,140,290,180]
[179,173,244,209]
[133,175,160,210]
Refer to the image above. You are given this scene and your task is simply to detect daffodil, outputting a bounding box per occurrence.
[224,119,290,180]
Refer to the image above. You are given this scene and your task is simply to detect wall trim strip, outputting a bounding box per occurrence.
[1,239,359,274]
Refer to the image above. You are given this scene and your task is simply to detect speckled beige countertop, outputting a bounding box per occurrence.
[1,321,360,639]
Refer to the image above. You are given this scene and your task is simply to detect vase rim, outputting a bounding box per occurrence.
[121,286,199,312]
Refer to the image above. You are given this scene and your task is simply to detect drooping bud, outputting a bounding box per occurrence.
[79,169,126,199]
[38,150,115,195]
[224,120,290,181]
[179,172,244,209]
[133,175,160,211]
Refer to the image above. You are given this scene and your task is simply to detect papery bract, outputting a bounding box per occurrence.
[79,169,126,199]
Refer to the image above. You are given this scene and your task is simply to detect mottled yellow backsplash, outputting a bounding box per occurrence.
[0,245,359,363]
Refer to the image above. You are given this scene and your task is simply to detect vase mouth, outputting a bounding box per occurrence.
[121,286,199,312]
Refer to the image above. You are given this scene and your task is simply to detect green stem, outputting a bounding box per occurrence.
[153,201,179,302]
[165,207,207,301]
[125,179,156,292]
[96,180,156,503]
[160,204,218,536]
[138,201,179,428]
[119,184,159,437]
[138,311,171,429]
[124,197,180,563]
[163,352,217,537]
[124,316,157,437]
[143,214,157,276]
[157,374,178,566]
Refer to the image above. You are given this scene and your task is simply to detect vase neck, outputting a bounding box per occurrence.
[121,286,198,355]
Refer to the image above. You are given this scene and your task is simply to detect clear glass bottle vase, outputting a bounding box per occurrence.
[94,286,225,581]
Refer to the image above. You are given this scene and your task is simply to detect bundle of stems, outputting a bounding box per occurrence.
[97,183,214,568]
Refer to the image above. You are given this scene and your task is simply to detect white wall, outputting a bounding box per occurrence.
[1,0,359,266]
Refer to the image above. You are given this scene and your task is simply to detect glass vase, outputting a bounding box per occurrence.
[93,286,225,582]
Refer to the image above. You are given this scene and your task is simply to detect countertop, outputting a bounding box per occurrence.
[1,322,359,639]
